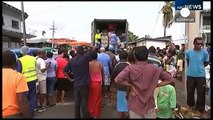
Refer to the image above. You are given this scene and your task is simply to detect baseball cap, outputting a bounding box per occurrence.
[20,46,30,55]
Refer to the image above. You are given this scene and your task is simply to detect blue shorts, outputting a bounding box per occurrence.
[46,77,57,96]
[117,90,128,112]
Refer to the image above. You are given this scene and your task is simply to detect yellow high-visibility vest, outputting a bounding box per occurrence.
[19,55,38,82]
[95,33,101,43]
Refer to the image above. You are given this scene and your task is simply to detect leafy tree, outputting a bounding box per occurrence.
[127,31,138,43]
[161,1,174,37]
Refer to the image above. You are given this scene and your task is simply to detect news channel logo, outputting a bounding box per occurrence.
[175,0,203,23]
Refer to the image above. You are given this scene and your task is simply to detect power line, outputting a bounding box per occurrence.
[50,21,57,49]
[150,2,163,35]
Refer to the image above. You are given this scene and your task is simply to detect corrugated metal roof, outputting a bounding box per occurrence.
[94,19,127,22]
[2,28,36,39]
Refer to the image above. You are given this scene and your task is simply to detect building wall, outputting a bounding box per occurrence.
[200,12,211,45]
[2,12,22,33]
[136,41,146,46]
[2,36,21,50]
[146,41,167,49]
[2,3,25,49]
[137,41,167,49]
[185,9,211,49]
[185,11,201,49]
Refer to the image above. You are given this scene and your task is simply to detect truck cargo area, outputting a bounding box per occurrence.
[94,19,127,35]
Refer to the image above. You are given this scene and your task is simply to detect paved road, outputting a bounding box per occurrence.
[34,80,211,118]
[34,100,117,119]
[174,79,211,118]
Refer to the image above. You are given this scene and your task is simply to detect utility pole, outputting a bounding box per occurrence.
[21,1,26,46]
[50,21,56,49]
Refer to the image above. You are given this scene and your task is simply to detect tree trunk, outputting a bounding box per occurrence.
[163,21,168,38]
[163,12,169,38]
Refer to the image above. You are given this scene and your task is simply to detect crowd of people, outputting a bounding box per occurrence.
[2,36,210,118]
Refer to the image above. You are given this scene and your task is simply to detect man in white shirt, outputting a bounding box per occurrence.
[36,50,50,113]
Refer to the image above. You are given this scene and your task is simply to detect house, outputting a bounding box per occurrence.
[26,38,78,48]
[185,9,211,49]
[128,36,172,49]
[2,2,36,50]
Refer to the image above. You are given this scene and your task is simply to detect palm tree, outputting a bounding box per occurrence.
[161,1,174,37]
[127,31,138,43]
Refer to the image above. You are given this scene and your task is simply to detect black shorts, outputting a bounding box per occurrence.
[55,78,71,91]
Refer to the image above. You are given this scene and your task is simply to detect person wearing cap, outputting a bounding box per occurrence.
[64,45,93,118]
[2,50,32,118]
[18,46,38,116]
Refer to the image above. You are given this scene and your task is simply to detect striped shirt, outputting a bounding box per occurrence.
[147,54,163,68]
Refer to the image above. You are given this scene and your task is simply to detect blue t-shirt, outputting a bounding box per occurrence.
[110,33,117,44]
[120,34,126,42]
[185,49,209,77]
[97,53,112,76]
[45,58,58,77]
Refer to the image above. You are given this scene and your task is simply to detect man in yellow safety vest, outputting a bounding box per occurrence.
[18,46,38,116]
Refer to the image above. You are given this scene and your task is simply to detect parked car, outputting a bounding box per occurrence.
[11,47,42,58]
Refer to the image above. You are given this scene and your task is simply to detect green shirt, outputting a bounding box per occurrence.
[154,85,176,118]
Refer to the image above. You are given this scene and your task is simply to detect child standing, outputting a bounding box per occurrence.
[154,80,176,118]
[163,52,177,78]
[176,54,183,82]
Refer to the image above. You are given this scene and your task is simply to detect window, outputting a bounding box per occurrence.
[203,16,210,26]
[206,33,211,44]
[12,20,19,29]
[3,41,9,49]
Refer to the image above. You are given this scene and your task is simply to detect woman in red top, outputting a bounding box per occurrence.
[55,54,69,103]
[88,51,103,119]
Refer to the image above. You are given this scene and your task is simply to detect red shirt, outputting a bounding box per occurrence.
[56,58,68,78]
[115,61,173,115]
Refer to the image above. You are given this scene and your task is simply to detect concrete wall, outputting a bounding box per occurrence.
[185,11,201,50]
[2,11,22,33]
[137,40,167,49]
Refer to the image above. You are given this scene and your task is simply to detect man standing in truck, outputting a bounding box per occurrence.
[95,29,102,49]
[120,33,127,48]
[109,31,118,54]
[101,32,109,49]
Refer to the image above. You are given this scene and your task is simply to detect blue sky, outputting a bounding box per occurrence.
[4,1,211,45]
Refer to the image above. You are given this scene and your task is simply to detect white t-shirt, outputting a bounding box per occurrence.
[115,55,120,62]
[205,65,210,88]
[36,57,47,81]
[205,64,210,79]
